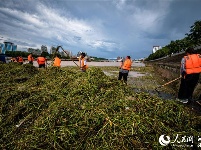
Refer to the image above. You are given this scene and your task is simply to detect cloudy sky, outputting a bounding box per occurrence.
[0,0,201,59]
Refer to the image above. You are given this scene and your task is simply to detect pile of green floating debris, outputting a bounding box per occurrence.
[0,63,200,149]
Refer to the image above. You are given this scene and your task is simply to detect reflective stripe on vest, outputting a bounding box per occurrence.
[184,54,201,74]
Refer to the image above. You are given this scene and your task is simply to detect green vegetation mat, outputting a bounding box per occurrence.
[0,63,201,149]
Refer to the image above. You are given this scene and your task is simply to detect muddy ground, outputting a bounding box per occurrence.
[101,66,175,99]
[101,66,201,115]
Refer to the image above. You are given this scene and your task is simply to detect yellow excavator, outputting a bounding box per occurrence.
[52,46,80,68]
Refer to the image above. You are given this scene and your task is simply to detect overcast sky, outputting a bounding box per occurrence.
[0,0,201,59]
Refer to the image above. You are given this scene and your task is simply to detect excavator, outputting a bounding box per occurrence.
[52,46,80,68]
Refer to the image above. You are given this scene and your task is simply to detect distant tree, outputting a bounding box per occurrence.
[5,51,29,57]
[41,51,49,57]
[186,20,201,45]
[146,20,201,61]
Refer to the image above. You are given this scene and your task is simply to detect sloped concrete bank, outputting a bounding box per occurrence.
[152,63,181,93]
[146,54,201,100]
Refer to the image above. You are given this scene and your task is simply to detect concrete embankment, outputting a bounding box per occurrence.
[146,49,201,100]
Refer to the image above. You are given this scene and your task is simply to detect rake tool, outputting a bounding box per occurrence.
[155,76,181,93]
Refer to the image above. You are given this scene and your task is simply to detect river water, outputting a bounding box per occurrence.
[31,61,145,67]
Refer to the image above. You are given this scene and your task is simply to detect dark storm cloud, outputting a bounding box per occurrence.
[0,0,201,59]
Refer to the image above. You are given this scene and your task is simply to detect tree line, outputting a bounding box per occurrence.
[146,20,201,61]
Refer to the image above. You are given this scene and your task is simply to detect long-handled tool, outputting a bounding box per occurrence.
[49,46,80,68]
[155,76,181,93]
[58,46,80,68]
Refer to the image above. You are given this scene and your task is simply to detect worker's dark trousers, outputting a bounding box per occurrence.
[178,73,200,101]
[118,72,128,82]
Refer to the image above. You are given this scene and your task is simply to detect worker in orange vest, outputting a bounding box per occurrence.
[53,54,61,67]
[17,56,24,65]
[11,57,17,62]
[118,56,132,84]
[80,52,88,72]
[28,53,34,65]
[37,55,46,68]
[178,47,201,104]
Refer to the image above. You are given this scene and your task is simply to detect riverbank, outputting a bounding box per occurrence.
[1,63,201,149]
[28,61,145,67]
[102,66,176,100]
[146,58,201,100]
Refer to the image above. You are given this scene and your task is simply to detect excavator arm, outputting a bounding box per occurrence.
[52,46,80,68]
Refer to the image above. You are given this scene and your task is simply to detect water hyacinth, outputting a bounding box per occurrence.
[0,63,201,149]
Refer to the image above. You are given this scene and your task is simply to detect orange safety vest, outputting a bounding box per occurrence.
[184,54,201,74]
[81,58,88,70]
[28,54,34,62]
[37,57,46,65]
[53,57,61,67]
[122,59,132,70]
[18,57,23,62]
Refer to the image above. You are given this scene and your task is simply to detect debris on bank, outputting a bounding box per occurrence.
[0,63,201,149]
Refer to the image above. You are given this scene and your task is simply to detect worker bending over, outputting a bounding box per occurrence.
[17,56,24,65]
[11,57,17,62]
[37,55,46,68]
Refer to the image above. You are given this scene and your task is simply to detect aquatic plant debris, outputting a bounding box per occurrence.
[0,63,201,149]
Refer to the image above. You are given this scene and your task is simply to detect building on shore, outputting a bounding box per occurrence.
[28,45,48,55]
[0,42,17,54]
[12,44,17,51]
[41,45,48,52]
[0,43,5,54]
[50,46,57,54]
[152,46,162,53]
[62,50,72,58]
[27,48,41,55]
[50,46,73,58]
